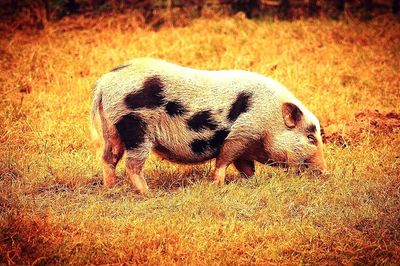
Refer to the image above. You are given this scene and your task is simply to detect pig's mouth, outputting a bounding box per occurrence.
[292,159,316,174]
[264,158,324,176]
[300,159,326,175]
[264,159,288,168]
[261,152,322,173]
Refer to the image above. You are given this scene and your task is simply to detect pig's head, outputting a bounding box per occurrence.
[267,102,326,173]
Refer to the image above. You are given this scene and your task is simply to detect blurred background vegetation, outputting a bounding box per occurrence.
[0,0,399,30]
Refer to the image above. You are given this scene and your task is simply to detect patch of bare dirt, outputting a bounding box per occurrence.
[323,110,400,147]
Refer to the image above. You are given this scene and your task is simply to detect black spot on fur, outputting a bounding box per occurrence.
[110,64,130,72]
[115,114,147,150]
[190,129,229,155]
[190,139,209,154]
[227,92,253,122]
[166,101,187,117]
[209,129,230,150]
[125,76,165,109]
[306,124,317,133]
[187,111,218,132]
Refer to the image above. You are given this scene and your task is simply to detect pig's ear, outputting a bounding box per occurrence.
[282,102,303,128]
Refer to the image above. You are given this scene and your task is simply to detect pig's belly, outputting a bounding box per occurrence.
[152,143,217,164]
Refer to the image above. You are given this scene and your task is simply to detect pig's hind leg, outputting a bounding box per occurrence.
[125,151,150,194]
[115,114,150,194]
[101,122,125,187]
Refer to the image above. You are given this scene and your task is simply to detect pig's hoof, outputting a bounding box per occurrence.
[136,187,149,194]
[103,179,117,188]
[134,184,149,194]
[212,179,225,186]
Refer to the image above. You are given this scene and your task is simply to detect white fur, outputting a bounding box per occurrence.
[92,58,324,170]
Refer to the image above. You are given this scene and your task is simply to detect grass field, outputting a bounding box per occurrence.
[1,13,400,264]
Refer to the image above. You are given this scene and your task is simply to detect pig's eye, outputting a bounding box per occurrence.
[307,134,317,145]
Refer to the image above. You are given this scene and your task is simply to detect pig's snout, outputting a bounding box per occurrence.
[304,154,327,175]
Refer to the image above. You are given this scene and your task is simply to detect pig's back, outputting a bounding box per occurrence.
[94,58,294,163]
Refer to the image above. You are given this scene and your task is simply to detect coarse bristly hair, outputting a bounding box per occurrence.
[91,58,325,191]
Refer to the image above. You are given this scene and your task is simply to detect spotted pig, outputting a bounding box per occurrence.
[91,58,326,193]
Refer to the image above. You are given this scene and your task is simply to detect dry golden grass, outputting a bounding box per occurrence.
[1,13,400,264]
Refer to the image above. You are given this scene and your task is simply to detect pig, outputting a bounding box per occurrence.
[90,58,326,193]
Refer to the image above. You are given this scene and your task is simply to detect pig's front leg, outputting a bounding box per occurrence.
[213,138,252,185]
[233,158,255,178]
